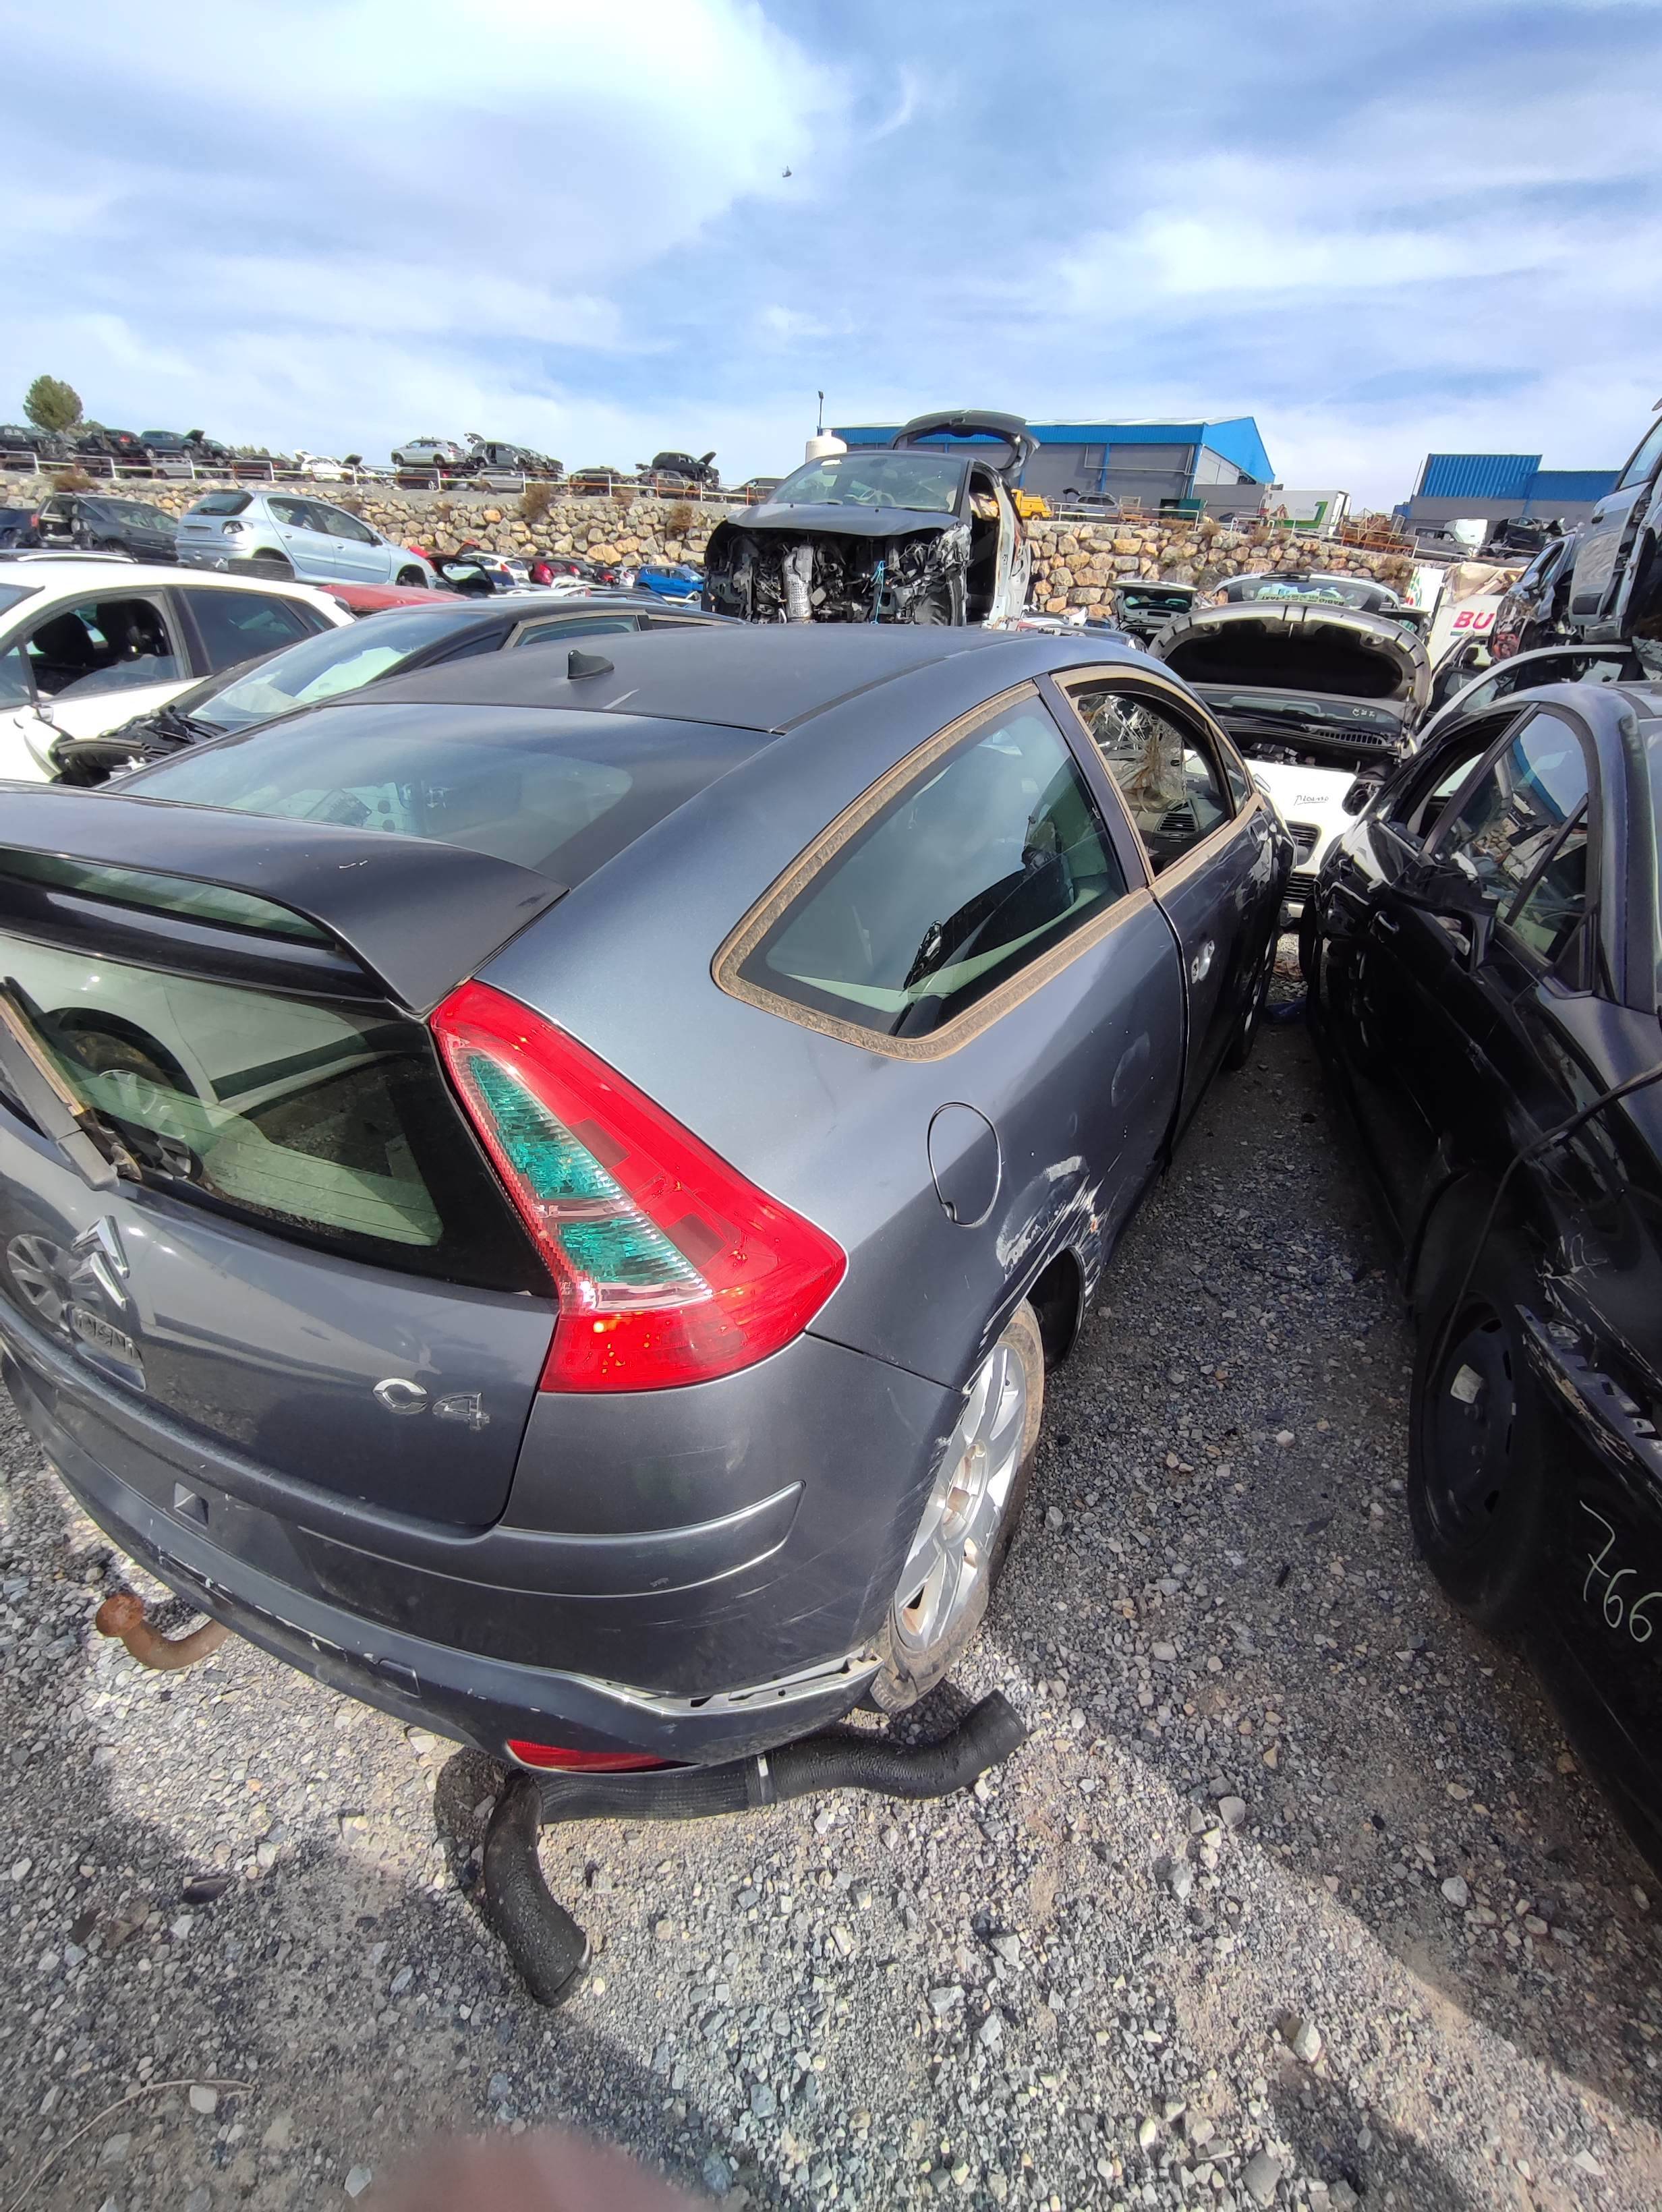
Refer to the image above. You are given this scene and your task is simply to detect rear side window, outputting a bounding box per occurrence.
[23,595,183,701]
[181,587,325,672]
[190,492,251,517]
[1068,686,1232,873]
[1618,416,1662,493]
[727,697,1126,1043]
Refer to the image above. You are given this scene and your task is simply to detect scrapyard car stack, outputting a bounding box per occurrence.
[703,411,1033,627]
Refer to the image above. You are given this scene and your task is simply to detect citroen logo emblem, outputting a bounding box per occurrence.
[72,1217,130,1312]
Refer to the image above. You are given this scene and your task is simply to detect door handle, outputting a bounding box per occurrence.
[1189,940,1215,983]
[1374,912,1400,936]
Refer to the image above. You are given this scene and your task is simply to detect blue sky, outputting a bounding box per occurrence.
[3,0,1659,505]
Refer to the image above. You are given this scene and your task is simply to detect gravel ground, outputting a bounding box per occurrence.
[3,950,1662,2212]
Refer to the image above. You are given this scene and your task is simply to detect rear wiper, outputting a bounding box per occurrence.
[0,986,127,1190]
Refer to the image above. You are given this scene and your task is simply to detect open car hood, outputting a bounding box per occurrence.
[1155,602,1430,715]
[891,410,1037,482]
[711,501,954,540]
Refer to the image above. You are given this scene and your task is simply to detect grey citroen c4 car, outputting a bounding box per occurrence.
[0,627,1288,1770]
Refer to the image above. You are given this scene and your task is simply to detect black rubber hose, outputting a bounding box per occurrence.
[483,1693,1028,2006]
[768,1691,1028,1803]
[482,1772,592,2006]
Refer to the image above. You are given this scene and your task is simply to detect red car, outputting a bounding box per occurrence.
[324,579,449,616]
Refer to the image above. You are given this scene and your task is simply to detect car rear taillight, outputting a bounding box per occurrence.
[431,981,845,1392]
[507,1739,672,1772]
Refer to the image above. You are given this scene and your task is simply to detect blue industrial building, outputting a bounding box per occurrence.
[1400,453,1618,529]
[831,417,1276,517]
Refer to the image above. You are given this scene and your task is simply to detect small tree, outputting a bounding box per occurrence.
[24,375,82,434]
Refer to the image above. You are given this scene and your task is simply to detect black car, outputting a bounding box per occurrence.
[644,448,718,490]
[1304,674,1662,1867]
[53,593,728,785]
[32,492,177,562]
[74,428,153,466]
[0,424,54,462]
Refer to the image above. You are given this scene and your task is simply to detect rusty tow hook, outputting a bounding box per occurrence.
[94,1592,230,1671]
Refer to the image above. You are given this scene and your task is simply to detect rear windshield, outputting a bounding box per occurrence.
[189,492,252,517]
[0,933,534,1287]
[122,700,770,885]
[87,500,176,532]
[1221,575,1397,611]
[190,605,488,732]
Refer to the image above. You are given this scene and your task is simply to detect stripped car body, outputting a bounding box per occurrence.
[703,412,1035,627]
[1154,600,1429,906]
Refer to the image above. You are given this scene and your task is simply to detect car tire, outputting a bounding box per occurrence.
[250,551,293,578]
[1408,1227,1549,1631]
[1223,926,1278,1072]
[395,566,427,588]
[867,1300,1044,1712]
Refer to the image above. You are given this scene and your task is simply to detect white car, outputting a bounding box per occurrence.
[293,451,349,482]
[1152,599,1431,910]
[0,558,351,783]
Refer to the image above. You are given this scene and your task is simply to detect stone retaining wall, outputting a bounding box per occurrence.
[5,473,1414,617]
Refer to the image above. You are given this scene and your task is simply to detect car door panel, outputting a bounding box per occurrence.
[1569,416,1662,631]
[1050,672,1273,1124]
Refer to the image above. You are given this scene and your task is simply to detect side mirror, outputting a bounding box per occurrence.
[1394,863,1495,968]
[1342,774,1383,816]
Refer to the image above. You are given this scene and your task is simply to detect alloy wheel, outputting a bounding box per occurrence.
[892,1339,1029,1659]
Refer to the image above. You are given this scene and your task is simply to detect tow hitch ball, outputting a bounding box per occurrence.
[484,1692,1029,2006]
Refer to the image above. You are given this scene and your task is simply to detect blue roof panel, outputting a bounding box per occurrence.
[1419,453,1539,500]
[1527,469,1618,504]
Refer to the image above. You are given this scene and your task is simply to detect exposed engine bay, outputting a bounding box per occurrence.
[703,520,973,624]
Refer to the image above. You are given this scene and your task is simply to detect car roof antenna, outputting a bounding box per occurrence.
[566,649,614,680]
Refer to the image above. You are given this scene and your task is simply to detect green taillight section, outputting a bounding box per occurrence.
[459,1050,705,1304]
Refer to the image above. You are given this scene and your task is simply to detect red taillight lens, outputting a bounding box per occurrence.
[507,1739,671,1772]
[431,981,846,1392]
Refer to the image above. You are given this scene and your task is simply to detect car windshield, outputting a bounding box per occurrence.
[1224,575,1396,610]
[121,699,771,886]
[88,501,176,533]
[188,606,486,733]
[769,453,966,515]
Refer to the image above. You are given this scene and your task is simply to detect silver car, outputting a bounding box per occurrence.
[175,490,435,589]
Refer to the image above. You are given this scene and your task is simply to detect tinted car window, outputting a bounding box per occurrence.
[736,701,1126,1041]
[266,497,312,529]
[123,700,771,886]
[181,587,324,673]
[24,596,182,699]
[1452,650,1630,719]
[1069,685,1232,873]
[1618,416,1662,493]
[1432,713,1589,919]
[511,616,641,645]
[191,492,252,517]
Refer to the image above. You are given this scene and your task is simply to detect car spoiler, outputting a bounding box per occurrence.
[890,411,1037,480]
[0,786,563,1014]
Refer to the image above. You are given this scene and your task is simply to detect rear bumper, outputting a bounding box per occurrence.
[0,1289,954,1764]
